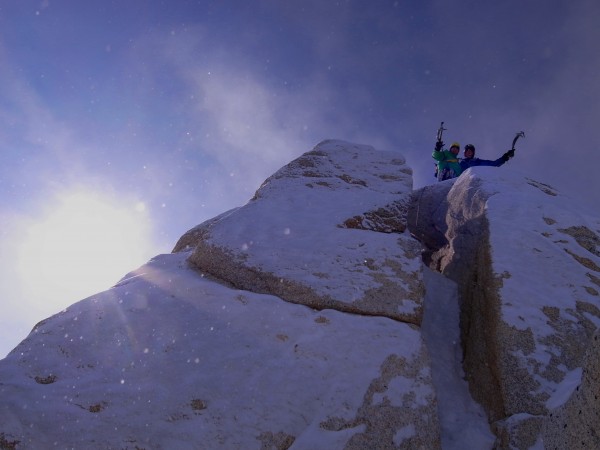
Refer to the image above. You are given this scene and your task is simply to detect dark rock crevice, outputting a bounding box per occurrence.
[407,179,507,432]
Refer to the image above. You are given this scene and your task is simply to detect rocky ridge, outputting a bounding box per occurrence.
[0,140,599,449]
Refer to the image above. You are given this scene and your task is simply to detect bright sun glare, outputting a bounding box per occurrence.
[16,190,155,308]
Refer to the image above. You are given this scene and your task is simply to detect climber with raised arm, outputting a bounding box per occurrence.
[433,141,462,182]
[432,122,462,181]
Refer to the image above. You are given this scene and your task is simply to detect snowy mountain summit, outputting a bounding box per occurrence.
[1,140,599,449]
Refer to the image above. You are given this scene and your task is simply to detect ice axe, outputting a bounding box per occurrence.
[511,131,525,151]
[506,131,525,159]
[436,121,446,144]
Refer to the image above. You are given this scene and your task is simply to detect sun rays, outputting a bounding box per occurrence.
[15,188,156,310]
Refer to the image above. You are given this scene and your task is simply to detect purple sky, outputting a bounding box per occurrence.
[1,0,599,356]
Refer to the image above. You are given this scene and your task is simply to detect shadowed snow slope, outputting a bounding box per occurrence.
[0,251,437,449]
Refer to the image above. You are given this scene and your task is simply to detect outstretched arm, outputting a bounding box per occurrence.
[464,154,508,168]
[497,149,516,166]
[463,146,516,169]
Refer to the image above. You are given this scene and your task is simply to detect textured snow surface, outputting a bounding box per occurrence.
[459,168,599,406]
[422,267,495,449]
[187,140,423,321]
[0,252,433,449]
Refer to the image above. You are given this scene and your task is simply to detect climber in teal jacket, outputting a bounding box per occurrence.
[433,141,462,181]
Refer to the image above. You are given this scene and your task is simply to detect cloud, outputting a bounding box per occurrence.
[123,27,360,196]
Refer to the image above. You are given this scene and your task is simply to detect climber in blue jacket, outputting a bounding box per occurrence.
[459,144,515,171]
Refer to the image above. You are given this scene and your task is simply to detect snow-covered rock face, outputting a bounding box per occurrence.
[0,253,438,449]
[541,328,600,449]
[411,168,600,449]
[0,140,441,449]
[175,140,424,325]
[2,140,599,449]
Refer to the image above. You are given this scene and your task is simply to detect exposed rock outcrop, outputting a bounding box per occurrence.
[175,140,424,325]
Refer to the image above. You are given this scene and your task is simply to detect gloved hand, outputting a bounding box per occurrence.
[502,149,515,161]
[435,141,444,151]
